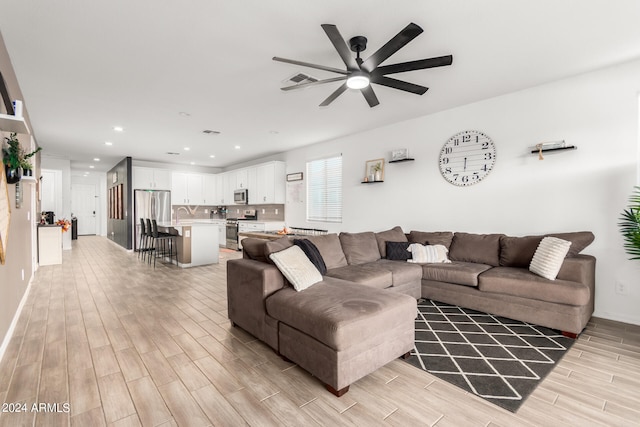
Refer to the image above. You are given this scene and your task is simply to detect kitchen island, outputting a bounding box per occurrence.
[157,221,219,267]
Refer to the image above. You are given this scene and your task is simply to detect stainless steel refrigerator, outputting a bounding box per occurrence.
[134,189,171,251]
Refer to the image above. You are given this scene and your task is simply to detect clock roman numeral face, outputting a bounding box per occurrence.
[439,130,496,186]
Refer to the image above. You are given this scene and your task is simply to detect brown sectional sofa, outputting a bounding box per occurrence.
[226,226,595,396]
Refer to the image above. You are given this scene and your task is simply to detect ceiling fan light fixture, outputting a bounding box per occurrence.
[346,71,370,89]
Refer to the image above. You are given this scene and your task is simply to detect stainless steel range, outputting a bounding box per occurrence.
[226,209,257,250]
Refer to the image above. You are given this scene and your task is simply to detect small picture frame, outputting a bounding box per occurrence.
[391,148,409,161]
[286,172,303,182]
[365,158,385,182]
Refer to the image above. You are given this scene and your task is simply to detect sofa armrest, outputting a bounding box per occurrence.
[226,259,286,343]
[557,255,596,309]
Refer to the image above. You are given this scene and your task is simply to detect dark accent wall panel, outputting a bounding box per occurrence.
[107,157,132,249]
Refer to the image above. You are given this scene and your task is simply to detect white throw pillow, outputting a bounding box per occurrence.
[407,243,451,263]
[269,245,323,291]
[529,237,572,280]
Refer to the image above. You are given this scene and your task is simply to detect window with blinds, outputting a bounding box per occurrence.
[306,155,342,223]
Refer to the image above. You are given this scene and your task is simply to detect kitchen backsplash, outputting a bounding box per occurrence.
[172,204,285,221]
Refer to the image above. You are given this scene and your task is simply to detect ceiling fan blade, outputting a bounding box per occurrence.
[361,23,423,72]
[374,55,453,75]
[280,76,347,91]
[321,24,359,71]
[319,82,348,107]
[360,85,380,108]
[371,75,428,95]
[273,57,348,75]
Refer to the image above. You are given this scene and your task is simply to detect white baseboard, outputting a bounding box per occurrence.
[593,310,640,327]
[0,275,34,367]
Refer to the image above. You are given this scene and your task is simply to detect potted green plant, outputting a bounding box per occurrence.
[2,132,41,183]
[619,186,640,260]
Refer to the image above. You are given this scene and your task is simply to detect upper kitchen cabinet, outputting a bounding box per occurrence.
[171,172,204,205]
[253,161,286,204]
[133,167,171,190]
[235,169,248,189]
[202,174,217,205]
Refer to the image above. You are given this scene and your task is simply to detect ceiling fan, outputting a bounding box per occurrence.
[273,23,453,108]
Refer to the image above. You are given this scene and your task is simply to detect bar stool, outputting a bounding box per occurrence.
[138,218,148,259]
[151,219,177,267]
[144,218,156,263]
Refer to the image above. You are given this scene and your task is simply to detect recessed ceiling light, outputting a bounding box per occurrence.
[234,145,240,150]
[104,141,113,146]
[178,112,191,117]
[269,130,279,134]
[190,162,195,165]
[93,158,100,162]
[113,126,124,132]
[209,155,215,158]
[184,147,190,151]
[89,165,95,169]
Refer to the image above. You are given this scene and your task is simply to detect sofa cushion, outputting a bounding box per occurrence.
[371,259,423,287]
[293,239,327,275]
[421,262,492,287]
[407,243,451,263]
[268,246,323,291]
[265,281,417,351]
[449,233,504,267]
[241,238,268,263]
[529,237,572,280]
[500,231,595,267]
[306,234,348,270]
[339,231,381,265]
[478,267,590,306]
[499,235,543,267]
[325,264,392,289]
[547,231,595,257]
[264,236,293,264]
[375,226,407,258]
[408,231,454,249]
[386,241,412,260]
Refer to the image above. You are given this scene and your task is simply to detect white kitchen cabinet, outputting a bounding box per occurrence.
[171,172,204,205]
[202,174,217,205]
[253,161,286,204]
[133,167,171,190]
[235,169,248,189]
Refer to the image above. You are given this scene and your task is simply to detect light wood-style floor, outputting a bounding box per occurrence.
[0,236,639,426]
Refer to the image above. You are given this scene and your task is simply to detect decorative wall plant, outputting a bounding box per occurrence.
[619,186,640,260]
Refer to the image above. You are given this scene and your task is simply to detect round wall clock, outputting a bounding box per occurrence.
[439,130,496,186]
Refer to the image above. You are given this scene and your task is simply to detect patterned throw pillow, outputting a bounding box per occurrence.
[269,246,323,291]
[385,241,412,260]
[529,237,572,280]
[407,243,451,263]
[293,239,327,275]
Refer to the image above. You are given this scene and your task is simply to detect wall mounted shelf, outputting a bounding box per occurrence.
[530,146,576,154]
[361,180,384,184]
[0,113,29,134]
[388,158,415,163]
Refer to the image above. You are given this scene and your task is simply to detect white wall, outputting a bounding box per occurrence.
[283,58,640,326]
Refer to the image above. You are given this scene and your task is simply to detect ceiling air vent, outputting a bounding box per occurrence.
[284,72,318,85]
[166,152,180,155]
[202,130,221,135]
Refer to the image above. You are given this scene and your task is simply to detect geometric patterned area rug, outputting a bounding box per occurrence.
[405,299,575,412]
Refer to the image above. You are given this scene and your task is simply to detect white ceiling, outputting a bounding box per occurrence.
[1,0,640,174]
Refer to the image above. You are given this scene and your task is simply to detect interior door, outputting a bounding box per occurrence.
[71,184,97,235]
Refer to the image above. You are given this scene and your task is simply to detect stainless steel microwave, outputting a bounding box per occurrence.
[233,189,248,204]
